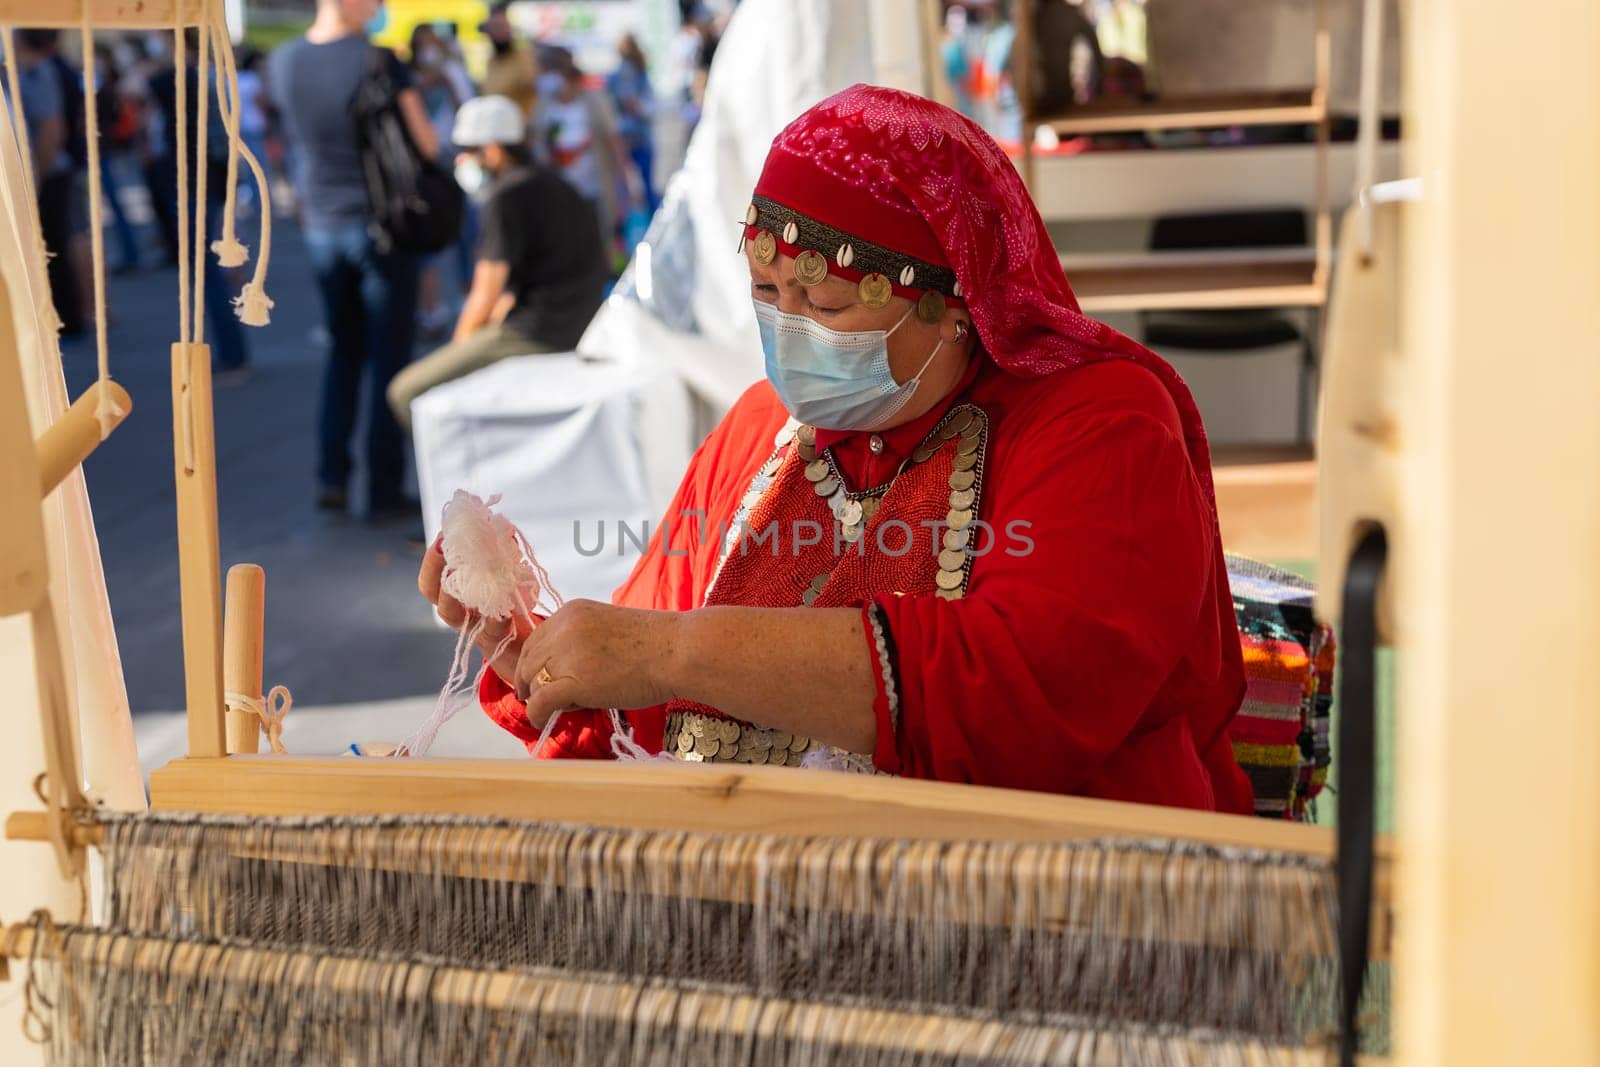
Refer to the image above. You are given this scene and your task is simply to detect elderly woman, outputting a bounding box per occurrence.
[419,85,1252,813]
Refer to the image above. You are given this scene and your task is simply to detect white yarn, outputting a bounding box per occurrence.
[438,490,555,622]
[400,491,651,760]
[224,686,292,754]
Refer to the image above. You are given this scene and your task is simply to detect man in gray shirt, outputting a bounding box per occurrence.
[270,0,438,519]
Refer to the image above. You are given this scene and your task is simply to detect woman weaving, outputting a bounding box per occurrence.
[418,85,1253,813]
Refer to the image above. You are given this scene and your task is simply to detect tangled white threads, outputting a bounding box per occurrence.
[400,492,552,758]
[224,686,293,753]
[398,491,654,761]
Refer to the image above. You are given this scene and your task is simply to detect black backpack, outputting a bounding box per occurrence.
[352,45,464,255]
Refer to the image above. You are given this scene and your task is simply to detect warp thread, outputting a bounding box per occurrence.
[224,687,293,754]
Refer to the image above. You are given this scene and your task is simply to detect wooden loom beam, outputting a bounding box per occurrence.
[34,381,131,496]
[133,754,1395,957]
[0,922,1386,1063]
[0,0,207,29]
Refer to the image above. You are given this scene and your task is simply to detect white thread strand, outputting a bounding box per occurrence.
[206,14,247,268]
[174,25,197,474]
[223,686,292,754]
[174,26,189,346]
[192,4,210,344]
[208,13,273,324]
[78,19,121,438]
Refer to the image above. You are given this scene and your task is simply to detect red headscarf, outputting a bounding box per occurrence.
[749,84,1220,509]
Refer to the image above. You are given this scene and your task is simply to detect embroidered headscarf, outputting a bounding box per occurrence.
[744,83,1221,507]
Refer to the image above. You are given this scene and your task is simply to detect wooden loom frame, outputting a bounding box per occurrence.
[0,0,1401,1057]
[0,0,1391,918]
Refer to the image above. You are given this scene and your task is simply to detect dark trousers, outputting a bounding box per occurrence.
[304,224,418,511]
[148,152,250,370]
[37,171,82,334]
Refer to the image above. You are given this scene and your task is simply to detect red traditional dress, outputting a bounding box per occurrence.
[480,85,1253,814]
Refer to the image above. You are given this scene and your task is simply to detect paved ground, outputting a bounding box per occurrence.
[61,218,525,764]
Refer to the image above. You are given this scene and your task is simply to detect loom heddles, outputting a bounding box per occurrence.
[29,813,1388,1064]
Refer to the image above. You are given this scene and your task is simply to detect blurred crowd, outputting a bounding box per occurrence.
[1,2,736,530]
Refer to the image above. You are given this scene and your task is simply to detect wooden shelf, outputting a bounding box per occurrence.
[1210,446,1318,561]
[1033,90,1324,136]
[1063,248,1326,313]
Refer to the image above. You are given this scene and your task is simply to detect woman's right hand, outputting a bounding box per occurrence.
[418,537,534,685]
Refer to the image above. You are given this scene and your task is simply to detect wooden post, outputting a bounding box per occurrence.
[223,564,264,754]
[1312,0,1332,292]
[1391,1,1600,1062]
[1012,0,1035,192]
[171,342,225,758]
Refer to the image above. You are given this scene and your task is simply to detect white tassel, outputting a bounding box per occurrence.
[211,236,250,268]
[234,281,274,326]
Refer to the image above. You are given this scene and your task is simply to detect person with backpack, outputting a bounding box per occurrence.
[269,0,442,521]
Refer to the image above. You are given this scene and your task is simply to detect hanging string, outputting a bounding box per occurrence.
[191,2,210,346]
[206,14,247,268]
[224,686,293,754]
[207,11,272,325]
[78,20,122,439]
[2,28,61,334]
[173,27,189,347]
[173,25,196,473]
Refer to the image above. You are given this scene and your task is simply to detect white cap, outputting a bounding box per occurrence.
[453,95,525,148]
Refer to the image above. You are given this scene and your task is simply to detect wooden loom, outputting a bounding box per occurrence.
[0,6,1392,1065]
[5,0,1599,1062]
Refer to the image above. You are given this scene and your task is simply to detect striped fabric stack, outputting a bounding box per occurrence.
[1225,556,1335,821]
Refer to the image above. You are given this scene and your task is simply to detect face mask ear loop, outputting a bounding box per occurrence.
[882,304,918,339]
[900,337,944,388]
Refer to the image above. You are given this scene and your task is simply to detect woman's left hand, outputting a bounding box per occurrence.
[514,600,681,728]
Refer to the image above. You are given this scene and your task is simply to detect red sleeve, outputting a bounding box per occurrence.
[870,402,1233,800]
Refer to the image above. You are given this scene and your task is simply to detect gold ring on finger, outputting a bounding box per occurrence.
[536,667,554,686]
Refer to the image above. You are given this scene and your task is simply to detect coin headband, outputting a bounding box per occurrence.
[740,194,965,307]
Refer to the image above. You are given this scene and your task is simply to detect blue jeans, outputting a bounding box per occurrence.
[303,224,418,510]
[100,153,142,269]
[153,153,249,370]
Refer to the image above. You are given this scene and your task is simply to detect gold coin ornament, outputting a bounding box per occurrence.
[916,290,947,324]
[859,273,893,309]
[794,250,829,286]
[752,230,777,265]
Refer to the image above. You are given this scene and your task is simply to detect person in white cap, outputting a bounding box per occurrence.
[387,94,608,431]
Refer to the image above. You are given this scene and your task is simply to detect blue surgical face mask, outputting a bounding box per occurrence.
[537,72,565,98]
[754,300,943,432]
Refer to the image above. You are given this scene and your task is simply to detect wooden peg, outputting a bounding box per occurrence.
[34,380,132,495]
[224,564,265,754]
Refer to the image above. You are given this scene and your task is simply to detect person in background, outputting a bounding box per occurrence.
[410,23,467,340]
[12,31,83,335]
[478,2,536,117]
[94,42,143,272]
[270,0,438,519]
[234,47,270,216]
[128,35,182,265]
[532,44,635,274]
[386,95,605,431]
[605,33,657,216]
[150,28,252,379]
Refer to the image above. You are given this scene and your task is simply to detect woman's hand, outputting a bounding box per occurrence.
[417,537,531,683]
[514,600,682,729]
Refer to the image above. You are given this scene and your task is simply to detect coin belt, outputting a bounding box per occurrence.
[663,710,877,771]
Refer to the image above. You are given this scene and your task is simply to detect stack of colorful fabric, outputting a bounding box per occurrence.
[1225,556,1335,820]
